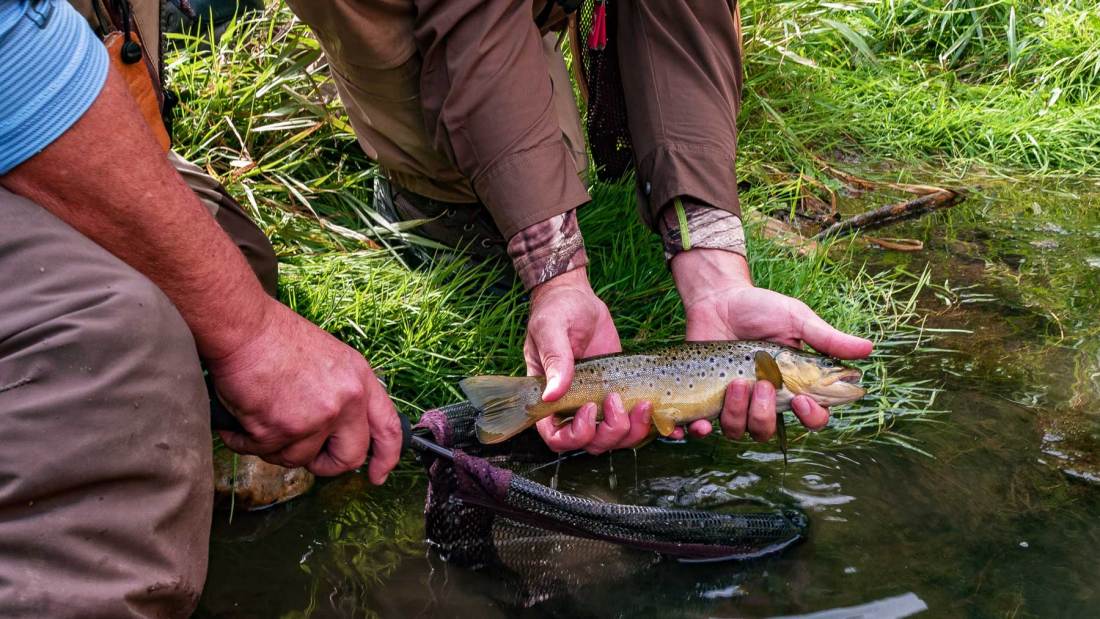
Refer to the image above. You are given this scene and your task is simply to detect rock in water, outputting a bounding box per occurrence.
[213,449,315,511]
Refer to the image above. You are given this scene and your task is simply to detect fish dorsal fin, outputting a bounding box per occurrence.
[754,351,784,389]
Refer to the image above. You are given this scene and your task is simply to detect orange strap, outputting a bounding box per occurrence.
[103,31,171,152]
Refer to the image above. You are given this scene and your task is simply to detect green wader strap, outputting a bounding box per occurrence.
[674,197,692,252]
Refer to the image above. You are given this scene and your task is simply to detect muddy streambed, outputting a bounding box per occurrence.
[197,182,1100,618]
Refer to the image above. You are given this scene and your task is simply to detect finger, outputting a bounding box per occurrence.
[536,404,597,452]
[531,328,576,402]
[791,395,830,431]
[687,419,713,438]
[587,393,630,454]
[797,308,873,360]
[366,415,403,485]
[273,431,330,469]
[308,410,371,477]
[747,380,777,442]
[622,401,653,448]
[668,427,686,440]
[720,379,751,440]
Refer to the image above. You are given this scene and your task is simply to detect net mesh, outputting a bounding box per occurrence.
[416,402,807,605]
[574,0,635,181]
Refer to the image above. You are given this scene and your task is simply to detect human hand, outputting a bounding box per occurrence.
[672,249,873,442]
[524,268,655,453]
[208,300,402,482]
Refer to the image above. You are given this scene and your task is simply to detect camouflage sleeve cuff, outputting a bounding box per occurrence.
[657,197,747,261]
[507,210,589,290]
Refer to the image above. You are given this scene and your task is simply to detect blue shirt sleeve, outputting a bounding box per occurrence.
[0,0,109,174]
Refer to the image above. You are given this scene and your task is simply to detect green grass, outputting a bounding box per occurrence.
[737,0,1100,181]
[164,0,1100,448]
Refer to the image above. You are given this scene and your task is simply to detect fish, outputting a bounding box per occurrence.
[460,340,866,447]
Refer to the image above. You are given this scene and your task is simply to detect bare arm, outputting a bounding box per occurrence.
[2,65,401,481]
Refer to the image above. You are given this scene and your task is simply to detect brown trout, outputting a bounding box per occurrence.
[461,340,866,445]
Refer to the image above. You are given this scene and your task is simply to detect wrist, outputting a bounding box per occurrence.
[531,265,591,302]
[198,283,278,365]
[671,248,753,308]
[657,199,747,261]
[507,210,588,291]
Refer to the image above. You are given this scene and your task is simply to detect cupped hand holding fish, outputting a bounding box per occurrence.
[524,268,673,453]
[486,251,873,454]
[672,248,874,443]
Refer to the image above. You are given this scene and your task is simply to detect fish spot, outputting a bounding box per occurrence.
[666,390,672,396]
[720,372,726,378]
[744,355,751,361]
[738,369,743,375]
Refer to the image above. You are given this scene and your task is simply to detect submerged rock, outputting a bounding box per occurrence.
[213,449,315,511]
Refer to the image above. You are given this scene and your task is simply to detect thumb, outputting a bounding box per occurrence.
[532,327,575,402]
[798,308,873,360]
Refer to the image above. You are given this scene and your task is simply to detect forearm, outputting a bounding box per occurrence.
[507,209,589,290]
[1,65,270,361]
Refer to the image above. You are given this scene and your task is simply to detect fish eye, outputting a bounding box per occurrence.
[821,359,835,368]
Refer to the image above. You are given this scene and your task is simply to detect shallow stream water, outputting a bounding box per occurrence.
[197,182,1100,618]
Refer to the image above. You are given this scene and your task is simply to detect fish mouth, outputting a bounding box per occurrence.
[836,368,863,384]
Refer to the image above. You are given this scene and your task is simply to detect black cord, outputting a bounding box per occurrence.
[535,0,582,29]
[114,0,143,63]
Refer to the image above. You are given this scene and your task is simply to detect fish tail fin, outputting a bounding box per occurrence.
[461,375,543,444]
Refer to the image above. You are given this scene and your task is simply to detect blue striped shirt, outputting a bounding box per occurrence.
[0,0,108,174]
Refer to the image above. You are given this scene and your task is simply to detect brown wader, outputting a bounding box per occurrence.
[284,0,744,266]
[0,2,283,617]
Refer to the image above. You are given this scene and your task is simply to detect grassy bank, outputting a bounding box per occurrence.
[739,0,1100,181]
[165,1,1100,445]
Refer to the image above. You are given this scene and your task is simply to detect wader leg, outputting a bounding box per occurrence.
[0,189,212,619]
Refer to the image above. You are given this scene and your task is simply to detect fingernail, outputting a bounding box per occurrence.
[753,380,768,397]
[543,376,556,399]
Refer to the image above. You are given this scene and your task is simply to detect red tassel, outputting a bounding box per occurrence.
[587,1,607,50]
[598,2,607,50]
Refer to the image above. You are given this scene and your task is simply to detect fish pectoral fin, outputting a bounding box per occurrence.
[754,351,784,390]
[651,409,680,437]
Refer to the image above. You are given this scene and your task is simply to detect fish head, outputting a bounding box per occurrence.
[774,350,866,407]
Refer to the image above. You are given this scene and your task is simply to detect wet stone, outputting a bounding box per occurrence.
[213,449,315,511]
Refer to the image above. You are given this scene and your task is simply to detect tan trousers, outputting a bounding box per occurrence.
[0,4,282,617]
[0,189,212,618]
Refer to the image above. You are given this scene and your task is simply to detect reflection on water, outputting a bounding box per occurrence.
[197,183,1100,618]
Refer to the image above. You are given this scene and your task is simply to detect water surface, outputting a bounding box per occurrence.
[197,182,1100,618]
